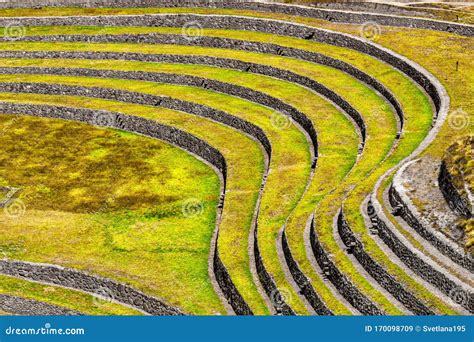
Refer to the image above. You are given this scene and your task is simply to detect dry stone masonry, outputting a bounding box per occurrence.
[0,0,466,316]
[1,0,472,36]
[0,294,82,316]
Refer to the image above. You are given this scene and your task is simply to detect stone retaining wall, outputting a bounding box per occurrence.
[389,184,473,272]
[0,37,402,135]
[0,76,272,161]
[0,91,263,314]
[0,0,472,37]
[337,210,434,315]
[213,243,253,315]
[253,222,295,315]
[281,229,333,315]
[1,12,437,119]
[439,160,472,218]
[309,218,382,315]
[0,294,82,315]
[0,259,183,315]
[368,199,474,313]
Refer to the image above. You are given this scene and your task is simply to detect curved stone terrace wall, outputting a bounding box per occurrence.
[309,218,382,315]
[253,221,295,315]
[281,228,333,315]
[337,210,434,315]
[0,36,402,135]
[0,13,440,119]
[0,294,82,316]
[389,182,473,272]
[0,259,183,315]
[439,160,473,219]
[0,0,472,36]
[213,242,253,315]
[368,199,474,313]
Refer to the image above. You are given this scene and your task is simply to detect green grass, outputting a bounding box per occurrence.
[0,92,268,315]
[0,70,312,315]
[0,275,142,315]
[0,63,317,313]
[0,111,224,314]
[0,30,424,313]
[0,7,471,314]
[0,37,399,313]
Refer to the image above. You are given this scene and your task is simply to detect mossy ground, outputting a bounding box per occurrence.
[0,275,142,315]
[0,112,225,315]
[0,6,471,315]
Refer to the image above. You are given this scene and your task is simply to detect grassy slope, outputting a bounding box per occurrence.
[0,53,398,313]
[0,112,224,314]
[0,69,314,312]
[0,275,142,315]
[0,92,270,315]
[0,32,405,313]
[0,65,315,313]
[1,7,470,314]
